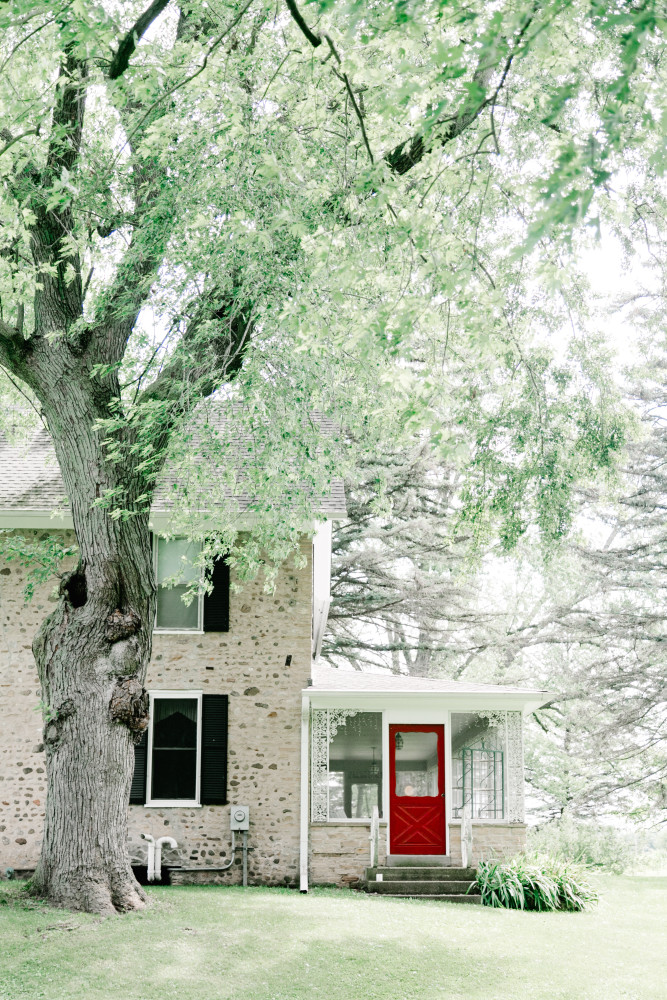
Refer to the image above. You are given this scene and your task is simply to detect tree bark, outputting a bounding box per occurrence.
[15,338,155,914]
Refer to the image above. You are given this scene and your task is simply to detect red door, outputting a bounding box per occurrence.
[389,724,446,855]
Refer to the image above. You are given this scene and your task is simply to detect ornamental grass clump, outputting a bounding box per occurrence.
[474,855,598,912]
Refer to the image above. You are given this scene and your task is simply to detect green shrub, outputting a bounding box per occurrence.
[474,855,599,912]
[527,818,632,874]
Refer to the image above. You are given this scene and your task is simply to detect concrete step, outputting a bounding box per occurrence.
[367,879,479,896]
[386,854,451,867]
[366,866,476,882]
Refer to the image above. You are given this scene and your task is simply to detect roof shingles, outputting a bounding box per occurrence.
[0,428,346,517]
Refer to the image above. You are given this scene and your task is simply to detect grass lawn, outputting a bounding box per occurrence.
[0,876,664,1000]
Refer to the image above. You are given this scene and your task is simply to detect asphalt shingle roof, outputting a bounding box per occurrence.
[0,421,346,518]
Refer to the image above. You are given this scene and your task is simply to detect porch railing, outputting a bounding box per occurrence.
[461,801,473,868]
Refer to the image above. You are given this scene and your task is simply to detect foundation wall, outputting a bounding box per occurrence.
[308,822,527,883]
[309,823,387,885]
[448,822,527,866]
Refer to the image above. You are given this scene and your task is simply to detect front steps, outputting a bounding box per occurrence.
[364,864,480,903]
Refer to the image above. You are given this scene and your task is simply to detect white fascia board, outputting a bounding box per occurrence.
[306,689,552,715]
[0,509,346,532]
[0,510,74,529]
[150,512,346,533]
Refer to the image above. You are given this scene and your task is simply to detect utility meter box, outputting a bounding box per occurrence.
[230,805,250,831]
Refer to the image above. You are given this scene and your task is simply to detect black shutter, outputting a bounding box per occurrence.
[200,694,228,805]
[130,730,148,804]
[203,557,230,632]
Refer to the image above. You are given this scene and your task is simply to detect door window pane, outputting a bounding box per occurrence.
[151,697,198,800]
[394,731,438,797]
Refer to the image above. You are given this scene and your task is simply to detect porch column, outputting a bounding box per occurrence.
[299,693,310,892]
[506,710,525,823]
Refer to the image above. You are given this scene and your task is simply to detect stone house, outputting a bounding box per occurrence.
[0,431,548,888]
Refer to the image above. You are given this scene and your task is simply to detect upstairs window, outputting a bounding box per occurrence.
[153,536,230,633]
[155,538,201,630]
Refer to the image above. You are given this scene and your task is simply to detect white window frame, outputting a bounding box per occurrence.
[153,536,204,634]
[145,690,203,808]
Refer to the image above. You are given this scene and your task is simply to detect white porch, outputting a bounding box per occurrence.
[299,665,550,889]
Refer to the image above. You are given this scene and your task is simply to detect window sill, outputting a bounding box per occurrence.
[153,629,205,635]
[143,801,202,809]
[449,818,510,825]
[311,819,387,826]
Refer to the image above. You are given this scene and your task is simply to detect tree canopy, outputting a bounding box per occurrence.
[0,0,666,911]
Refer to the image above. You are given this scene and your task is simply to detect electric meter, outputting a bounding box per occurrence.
[230,805,250,831]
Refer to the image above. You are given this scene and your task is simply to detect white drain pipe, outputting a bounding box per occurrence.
[154,836,177,881]
[141,833,156,881]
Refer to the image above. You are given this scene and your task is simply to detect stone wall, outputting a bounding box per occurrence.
[307,822,526,883]
[448,822,526,866]
[0,530,312,886]
[309,823,387,885]
[0,530,65,874]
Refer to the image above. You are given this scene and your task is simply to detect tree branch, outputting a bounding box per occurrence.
[0,317,20,341]
[92,0,256,356]
[385,5,539,175]
[45,48,87,179]
[136,290,254,412]
[119,0,256,157]
[284,0,321,49]
[26,46,88,334]
[0,126,41,159]
[108,0,171,80]
[284,0,539,178]
[284,4,373,162]
[383,62,495,175]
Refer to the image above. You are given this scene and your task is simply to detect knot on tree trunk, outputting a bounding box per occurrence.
[60,567,87,608]
[106,608,141,643]
[44,698,76,747]
[110,677,149,742]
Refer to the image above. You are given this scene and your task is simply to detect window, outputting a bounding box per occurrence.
[155,538,202,630]
[153,536,230,633]
[451,712,505,820]
[130,692,228,807]
[311,710,383,821]
[150,694,200,802]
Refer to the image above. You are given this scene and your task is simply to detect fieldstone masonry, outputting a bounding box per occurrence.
[1,530,312,885]
[308,822,526,885]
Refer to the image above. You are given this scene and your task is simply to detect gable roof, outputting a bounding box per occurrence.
[0,420,347,526]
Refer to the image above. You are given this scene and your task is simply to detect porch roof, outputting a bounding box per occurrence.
[307,664,551,713]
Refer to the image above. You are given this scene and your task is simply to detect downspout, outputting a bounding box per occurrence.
[299,691,310,892]
[141,833,156,881]
[154,836,178,881]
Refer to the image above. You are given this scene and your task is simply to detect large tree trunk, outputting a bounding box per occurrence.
[21,342,156,913]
